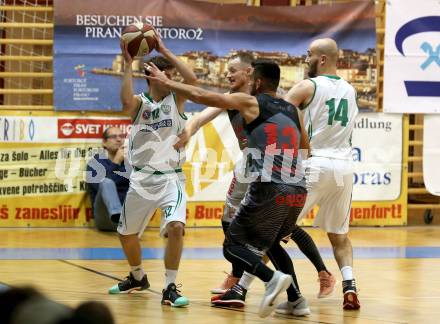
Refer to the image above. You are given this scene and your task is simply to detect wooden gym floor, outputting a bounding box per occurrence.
[1,226,440,324]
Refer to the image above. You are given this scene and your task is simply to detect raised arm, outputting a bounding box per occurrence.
[154,32,197,113]
[187,107,223,135]
[284,79,315,110]
[145,62,259,122]
[174,106,223,149]
[120,41,141,120]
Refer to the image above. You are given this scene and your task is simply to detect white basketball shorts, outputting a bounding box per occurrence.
[118,172,186,237]
[223,157,249,222]
[297,156,354,234]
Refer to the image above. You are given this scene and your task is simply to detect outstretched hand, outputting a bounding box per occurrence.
[173,128,191,149]
[144,62,170,88]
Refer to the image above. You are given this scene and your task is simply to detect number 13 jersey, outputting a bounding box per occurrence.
[244,93,305,185]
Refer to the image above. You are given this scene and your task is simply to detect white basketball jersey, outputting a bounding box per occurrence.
[304,75,358,160]
[128,92,187,173]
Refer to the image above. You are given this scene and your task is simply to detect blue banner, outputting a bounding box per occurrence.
[54,0,377,111]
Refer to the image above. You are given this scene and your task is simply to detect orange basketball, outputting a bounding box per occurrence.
[121,22,157,58]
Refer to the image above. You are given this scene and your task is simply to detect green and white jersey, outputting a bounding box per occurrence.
[128,92,187,175]
[303,75,358,160]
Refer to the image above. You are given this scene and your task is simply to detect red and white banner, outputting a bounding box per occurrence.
[0,115,130,143]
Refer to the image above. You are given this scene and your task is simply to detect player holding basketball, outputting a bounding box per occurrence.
[108,33,197,308]
[175,53,335,309]
[282,38,360,311]
[147,59,309,318]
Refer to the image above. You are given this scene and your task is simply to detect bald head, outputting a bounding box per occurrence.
[310,38,339,62]
[306,38,339,77]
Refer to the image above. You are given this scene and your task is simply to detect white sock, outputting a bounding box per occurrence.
[238,272,256,290]
[341,266,354,281]
[130,265,145,281]
[165,269,178,288]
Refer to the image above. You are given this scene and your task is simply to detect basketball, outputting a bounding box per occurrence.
[121,22,157,58]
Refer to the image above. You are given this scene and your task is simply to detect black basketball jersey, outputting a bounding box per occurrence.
[227,109,247,150]
[244,93,305,185]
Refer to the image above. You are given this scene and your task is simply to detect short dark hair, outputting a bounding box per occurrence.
[102,127,112,140]
[252,59,280,91]
[102,127,121,140]
[71,301,115,324]
[144,55,173,76]
[229,52,254,65]
[0,286,44,324]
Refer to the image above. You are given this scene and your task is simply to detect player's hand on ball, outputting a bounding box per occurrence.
[153,28,167,54]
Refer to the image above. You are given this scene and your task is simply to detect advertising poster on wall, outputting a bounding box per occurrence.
[0,111,407,227]
[53,0,377,112]
[384,0,440,113]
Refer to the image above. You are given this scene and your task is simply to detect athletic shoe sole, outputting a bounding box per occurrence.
[343,291,360,310]
[211,288,227,294]
[162,298,190,307]
[108,286,147,294]
[211,299,245,308]
[293,308,311,316]
[275,308,311,316]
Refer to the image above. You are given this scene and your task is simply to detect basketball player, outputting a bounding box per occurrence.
[108,34,197,308]
[282,38,360,311]
[147,59,309,318]
[175,53,335,308]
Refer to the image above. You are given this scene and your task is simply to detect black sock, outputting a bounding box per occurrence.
[291,226,326,272]
[267,242,301,302]
[232,263,244,278]
[111,213,120,224]
[223,244,273,282]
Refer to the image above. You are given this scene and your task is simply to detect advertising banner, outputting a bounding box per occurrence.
[0,111,406,227]
[53,0,377,112]
[423,115,440,196]
[383,0,440,113]
[352,113,402,201]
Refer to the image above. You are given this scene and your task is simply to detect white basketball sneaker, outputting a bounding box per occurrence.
[275,296,311,316]
[258,271,292,318]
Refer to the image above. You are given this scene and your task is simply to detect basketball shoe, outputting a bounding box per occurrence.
[275,296,311,316]
[211,284,247,307]
[317,270,336,298]
[343,279,360,310]
[162,283,189,307]
[108,273,149,294]
[211,272,240,294]
[259,271,292,318]
[343,291,360,310]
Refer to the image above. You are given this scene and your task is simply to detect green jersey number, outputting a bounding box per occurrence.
[325,98,348,127]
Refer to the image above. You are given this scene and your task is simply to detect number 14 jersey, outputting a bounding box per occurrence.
[304,75,358,160]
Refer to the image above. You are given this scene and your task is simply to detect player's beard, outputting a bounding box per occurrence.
[307,60,318,78]
[250,80,257,96]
